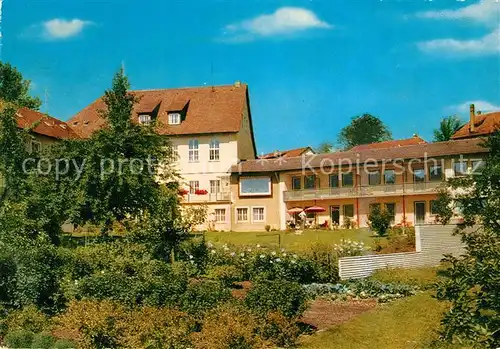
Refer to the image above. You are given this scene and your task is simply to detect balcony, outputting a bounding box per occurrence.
[283,181,444,202]
[183,192,231,203]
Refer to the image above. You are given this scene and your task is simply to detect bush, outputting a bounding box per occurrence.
[375,227,416,254]
[258,311,300,347]
[302,243,339,283]
[178,237,209,276]
[4,329,34,348]
[181,281,232,316]
[119,307,195,349]
[368,205,393,236]
[207,265,242,287]
[245,280,308,319]
[31,332,55,349]
[2,305,50,336]
[53,339,77,349]
[193,304,262,349]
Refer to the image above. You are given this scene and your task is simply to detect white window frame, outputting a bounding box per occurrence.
[30,140,42,153]
[188,139,199,162]
[210,180,221,194]
[189,180,199,194]
[209,139,220,161]
[168,112,181,125]
[138,114,152,125]
[251,206,266,223]
[214,208,226,223]
[235,207,249,223]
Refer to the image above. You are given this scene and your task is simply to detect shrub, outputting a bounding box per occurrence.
[119,307,195,349]
[245,280,308,319]
[178,237,209,276]
[368,205,393,236]
[258,311,300,348]
[193,304,262,349]
[31,332,55,349]
[375,227,416,254]
[3,305,50,335]
[53,339,77,349]
[264,225,271,232]
[302,243,339,283]
[181,281,232,316]
[52,300,127,349]
[333,239,367,257]
[207,265,242,287]
[4,329,34,348]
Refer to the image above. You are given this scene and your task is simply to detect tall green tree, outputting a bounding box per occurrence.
[436,131,500,347]
[0,62,42,110]
[433,115,462,142]
[315,142,335,153]
[337,113,392,150]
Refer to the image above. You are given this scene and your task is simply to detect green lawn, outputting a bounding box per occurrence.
[299,292,470,349]
[204,229,380,251]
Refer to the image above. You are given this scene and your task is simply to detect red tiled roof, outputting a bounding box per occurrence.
[16,108,79,139]
[259,146,313,159]
[68,84,250,138]
[350,136,427,152]
[451,111,500,139]
[231,138,487,173]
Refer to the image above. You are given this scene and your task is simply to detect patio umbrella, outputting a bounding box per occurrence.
[287,207,304,213]
[305,206,326,227]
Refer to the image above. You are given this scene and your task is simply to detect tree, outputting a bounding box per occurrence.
[0,62,42,110]
[436,131,500,347]
[431,189,454,225]
[433,116,462,142]
[338,113,392,150]
[315,142,335,153]
[367,205,393,236]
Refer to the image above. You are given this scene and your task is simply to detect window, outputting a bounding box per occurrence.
[368,171,381,185]
[138,114,152,125]
[471,160,485,174]
[188,139,199,162]
[414,169,425,183]
[239,177,272,196]
[252,207,265,222]
[343,204,354,218]
[209,139,220,161]
[210,180,220,194]
[454,161,467,176]
[172,145,179,160]
[342,172,354,187]
[214,209,226,223]
[429,165,443,181]
[236,208,249,222]
[189,181,199,194]
[329,174,339,188]
[168,112,181,125]
[304,175,316,189]
[384,170,396,184]
[292,176,301,190]
[30,140,41,153]
[430,200,439,215]
[384,203,396,223]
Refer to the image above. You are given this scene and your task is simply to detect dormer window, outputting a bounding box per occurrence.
[139,114,152,125]
[168,112,181,125]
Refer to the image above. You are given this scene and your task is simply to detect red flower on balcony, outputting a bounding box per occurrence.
[178,188,189,196]
[195,189,208,195]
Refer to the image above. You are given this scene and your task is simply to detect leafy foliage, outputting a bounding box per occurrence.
[432,189,454,225]
[433,115,462,142]
[0,62,41,109]
[338,113,392,150]
[368,205,393,236]
[436,131,500,347]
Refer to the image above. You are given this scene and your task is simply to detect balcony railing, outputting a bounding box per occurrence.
[283,181,444,201]
[183,192,231,203]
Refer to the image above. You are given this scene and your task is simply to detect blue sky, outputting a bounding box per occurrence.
[4,0,500,154]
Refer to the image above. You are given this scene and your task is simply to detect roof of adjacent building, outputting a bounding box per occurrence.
[349,136,427,152]
[16,108,79,139]
[68,83,252,139]
[258,146,314,159]
[231,138,488,173]
[451,111,500,139]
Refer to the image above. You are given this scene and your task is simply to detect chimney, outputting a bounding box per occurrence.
[469,104,475,133]
[234,80,241,88]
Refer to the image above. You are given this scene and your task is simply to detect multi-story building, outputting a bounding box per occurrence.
[68,82,257,231]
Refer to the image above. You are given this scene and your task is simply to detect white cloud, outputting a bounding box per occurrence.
[417,27,500,56]
[450,100,500,114]
[41,18,94,40]
[417,1,500,26]
[220,7,332,42]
